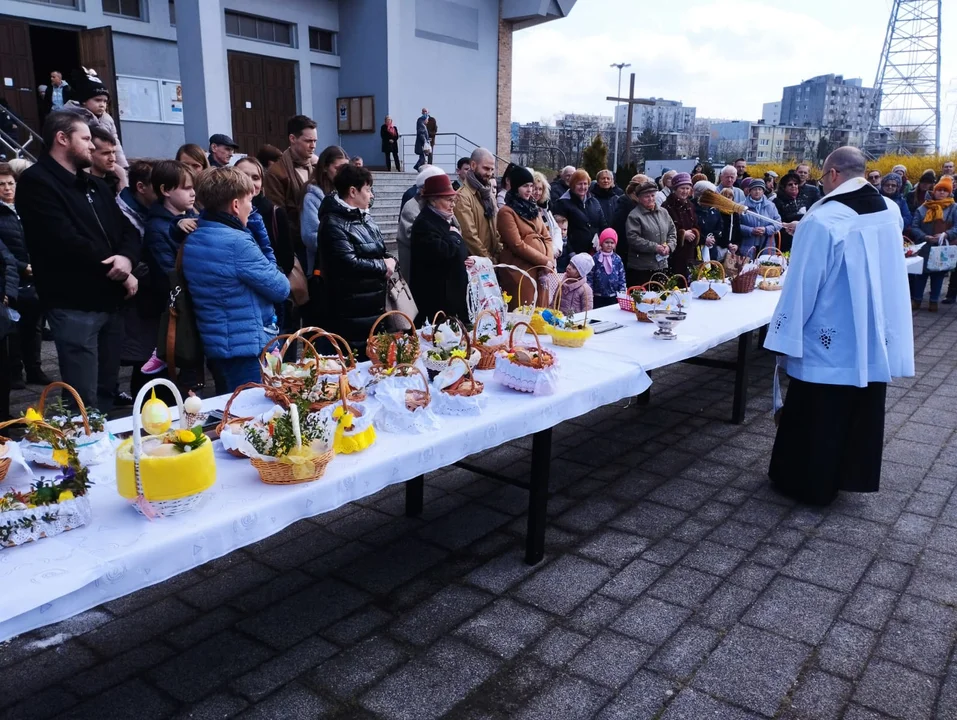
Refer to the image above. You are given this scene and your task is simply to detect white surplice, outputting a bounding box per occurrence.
[764,177,915,388]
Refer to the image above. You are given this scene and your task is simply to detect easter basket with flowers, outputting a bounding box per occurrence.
[0,417,93,548]
[116,379,216,518]
[494,322,559,394]
[651,272,693,312]
[629,281,664,323]
[690,261,731,300]
[471,309,509,370]
[328,377,376,454]
[244,399,336,485]
[423,318,480,376]
[757,245,787,278]
[21,382,113,467]
[366,311,421,376]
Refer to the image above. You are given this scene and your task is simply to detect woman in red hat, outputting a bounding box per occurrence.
[409,173,470,323]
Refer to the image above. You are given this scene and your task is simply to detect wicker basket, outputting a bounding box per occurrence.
[259,332,322,405]
[692,261,727,300]
[116,379,215,518]
[731,268,759,294]
[421,311,451,344]
[757,246,786,278]
[494,321,558,394]
[366,311,421,374]
[471,309,507,370]
[25,382,112,467]
[215,382,266,458]
[630,282,663,323]
[758,266,784,291]
[251,449,334,485]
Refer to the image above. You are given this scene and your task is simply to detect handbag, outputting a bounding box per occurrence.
[927,237,957,272]
[385,270,418,331]
[156,240,202,380]
[271,206,309,306]
[422,141,432,154]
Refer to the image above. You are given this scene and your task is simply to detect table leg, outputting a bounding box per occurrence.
[525,428,552,565]
[636,388,651,406]
[758,325,768,347]
[731,332,753,424]
[405,475,424,517]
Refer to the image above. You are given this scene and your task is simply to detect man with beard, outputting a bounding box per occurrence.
[454,148,501,258]
[15,112,140,409]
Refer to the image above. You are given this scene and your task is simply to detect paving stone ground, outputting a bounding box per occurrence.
[2,306,957,719]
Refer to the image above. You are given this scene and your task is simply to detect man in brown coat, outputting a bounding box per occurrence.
[263,114,318,241]
[454,148,501,259]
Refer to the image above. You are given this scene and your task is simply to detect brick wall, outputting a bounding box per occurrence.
[496,9,512,175]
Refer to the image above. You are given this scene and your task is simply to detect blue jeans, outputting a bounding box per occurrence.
[209,356,261,395]
[413,152,426,170]
[910,272,946,302]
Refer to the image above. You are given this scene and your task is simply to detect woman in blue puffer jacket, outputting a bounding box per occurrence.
[182,167,290,393]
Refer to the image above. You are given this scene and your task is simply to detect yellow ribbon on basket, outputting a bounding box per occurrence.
[280,446,316,480]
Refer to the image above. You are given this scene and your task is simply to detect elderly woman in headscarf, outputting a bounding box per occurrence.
[880,172,912,230]
[661,173,700,277]
[773,171,805,253]
[532,170,563,260]
[590,169,623,228]
[497,165,554,308]
[625,180,676,287]
[692,180,728,262]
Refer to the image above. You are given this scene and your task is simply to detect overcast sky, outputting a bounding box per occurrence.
[512,0,957,144]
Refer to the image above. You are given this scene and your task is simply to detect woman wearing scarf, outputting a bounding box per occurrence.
[910,176,957,311]
[533,171,563,260]
[379,115,400,172]
[661,173,700,278]
[906,170,937,218]
[409,174,469,323]
[496,165,553,308]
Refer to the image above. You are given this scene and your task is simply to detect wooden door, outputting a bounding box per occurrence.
[261,57,297,149]
[78,26,119,139]
[227,51,265,154]
[0,17,39,142]
[228,51,297,154]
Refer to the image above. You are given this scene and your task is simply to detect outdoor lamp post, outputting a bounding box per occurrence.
[610,62,631,173]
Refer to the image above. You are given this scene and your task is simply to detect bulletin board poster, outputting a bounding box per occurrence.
[336,96,375,134]
[116,75,183,125]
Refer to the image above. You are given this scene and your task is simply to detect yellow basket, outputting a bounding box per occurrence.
[546,323,594,348]
[116,378,216,516]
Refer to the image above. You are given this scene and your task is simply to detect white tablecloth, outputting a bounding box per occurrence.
[0,288,783,641]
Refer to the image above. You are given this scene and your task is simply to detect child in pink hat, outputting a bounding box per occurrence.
[590,228,627,307]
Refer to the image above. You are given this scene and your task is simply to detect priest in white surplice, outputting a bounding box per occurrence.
[764,147,915,505]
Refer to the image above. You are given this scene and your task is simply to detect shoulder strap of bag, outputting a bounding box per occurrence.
[271,204,279,240]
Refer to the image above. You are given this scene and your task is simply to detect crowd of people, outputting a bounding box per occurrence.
[1,82,954,419]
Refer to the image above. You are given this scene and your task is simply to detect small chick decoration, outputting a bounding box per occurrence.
[141,389,172,436]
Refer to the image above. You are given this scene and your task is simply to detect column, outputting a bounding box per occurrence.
[496,16,513,175]
[174,0,232,145]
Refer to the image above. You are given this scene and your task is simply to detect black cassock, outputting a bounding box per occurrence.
[769,377,886,506]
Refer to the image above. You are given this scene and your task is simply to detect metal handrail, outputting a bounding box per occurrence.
[0,103,42,161]
[397,132,510,170]
[0,128,36,162]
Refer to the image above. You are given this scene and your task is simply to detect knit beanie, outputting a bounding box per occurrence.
[934,176,953,194]
[569,252,595,278]
[509,165,534,189]
[599,228,618,245]
[71,67,109,104]
[747,179,766,192]
[416,165,444,188]
[671,172,692,188]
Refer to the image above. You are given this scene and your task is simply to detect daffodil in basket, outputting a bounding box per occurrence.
[21,382,114,467]
[244,399,336,485]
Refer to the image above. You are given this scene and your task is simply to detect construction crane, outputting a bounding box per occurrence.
[871,0,942,155]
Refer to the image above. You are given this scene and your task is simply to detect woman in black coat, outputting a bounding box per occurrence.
[590,170,623,230]
[409,175,469,324]
[317,166,394,352]
[553,169,607,266]
[380,116,400,172]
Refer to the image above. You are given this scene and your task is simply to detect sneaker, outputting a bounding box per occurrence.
[141,350,167,375]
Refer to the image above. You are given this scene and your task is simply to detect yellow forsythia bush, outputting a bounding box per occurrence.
[747,155,957,184]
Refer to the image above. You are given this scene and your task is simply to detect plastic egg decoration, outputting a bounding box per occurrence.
[141,389,172,436]
[183,395,203,416]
